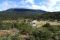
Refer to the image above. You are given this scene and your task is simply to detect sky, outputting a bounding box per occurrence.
[0,0,60,12]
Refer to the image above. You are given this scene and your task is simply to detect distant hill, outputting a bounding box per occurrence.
[0,8,60,20]
[39,12,60,20]
[6,8,46,14]
[0,8,47,20]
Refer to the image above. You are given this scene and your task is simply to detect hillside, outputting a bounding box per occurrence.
[0,8,60,40]
[39,12,60,20]
[0,8,46,20]
[0,8,60,20]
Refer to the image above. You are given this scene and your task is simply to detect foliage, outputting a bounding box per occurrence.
[31,23,60,40]
[0,20,60,40]
[42,23,51,27]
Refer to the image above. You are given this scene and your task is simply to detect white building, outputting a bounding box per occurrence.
[30,20,38,28]
[30,20,47,28]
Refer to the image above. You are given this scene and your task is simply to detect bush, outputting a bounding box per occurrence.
[42,23,51,27]
[32,27,52,40]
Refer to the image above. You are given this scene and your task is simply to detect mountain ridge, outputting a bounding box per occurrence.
[5,8,47,14]
[0,8,60,20]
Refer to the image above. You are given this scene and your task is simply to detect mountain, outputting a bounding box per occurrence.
[0,8,47,20]
[6,8,46,14]
[39,12,60,20]
[0,8,60,20]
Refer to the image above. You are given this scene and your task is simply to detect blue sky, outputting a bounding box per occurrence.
[0,0,60,12]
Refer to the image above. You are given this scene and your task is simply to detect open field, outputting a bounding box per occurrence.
[31,20,60,28]
[0,20,60,40]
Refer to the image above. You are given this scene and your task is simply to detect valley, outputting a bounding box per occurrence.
[0,8,60,40]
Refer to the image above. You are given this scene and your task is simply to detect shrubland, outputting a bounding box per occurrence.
[0,21,60,40]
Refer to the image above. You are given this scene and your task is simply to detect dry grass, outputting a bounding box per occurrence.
[31,20,60,28]
[0,29,19,36]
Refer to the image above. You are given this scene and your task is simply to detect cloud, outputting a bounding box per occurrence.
[0,0,60,12]
[29,0,60,12]
[24,0,48,11]
[0,0,33,11]
[0,1,18,11]
[46,0,60,11]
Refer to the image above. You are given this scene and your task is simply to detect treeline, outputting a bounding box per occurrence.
[39,12,60,21]
[0,10,41,20]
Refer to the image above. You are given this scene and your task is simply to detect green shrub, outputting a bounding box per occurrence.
[42,23,51,27]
